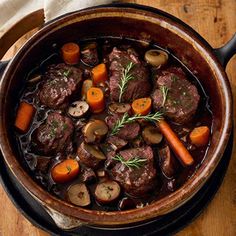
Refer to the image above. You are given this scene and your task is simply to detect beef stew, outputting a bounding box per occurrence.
[14,37,212,211]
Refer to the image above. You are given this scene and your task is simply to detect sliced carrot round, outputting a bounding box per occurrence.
[132,97,152,115]
[61,42,80,65]
[189,126,210,147]
[92,63,108,85]
[86,87,105,113]
[51,159,80,183]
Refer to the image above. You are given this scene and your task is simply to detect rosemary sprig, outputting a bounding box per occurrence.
[160,85,169,107]
[118,62,135,102]
[110,111,163,136]
[113,154,147,169]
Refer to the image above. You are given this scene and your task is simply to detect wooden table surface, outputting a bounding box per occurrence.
[0,0,235,235]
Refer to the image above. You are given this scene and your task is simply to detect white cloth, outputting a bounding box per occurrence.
[0,0,114,37]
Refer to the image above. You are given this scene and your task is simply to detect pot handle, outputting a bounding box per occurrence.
[0,9,44,78]
[214,33,236,68]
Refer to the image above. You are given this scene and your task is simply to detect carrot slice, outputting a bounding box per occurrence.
[14,101,36,133]
[132,97,152,115]
[81,79,93,99]
[51,159,80,183]
[190,126,210,147]
[92,63,108,85]
[61,42,80,65]
[86,87,105,113]
[158,120,194,166]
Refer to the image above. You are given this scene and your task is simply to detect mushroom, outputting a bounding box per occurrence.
[142,126,163,145]
[95,180,120,204]
[144,49,168,67]
[67,183,91,207]
[77,142,106,169]
[68,101,89,118]
[82,120,108,143]
[109,103,131,114]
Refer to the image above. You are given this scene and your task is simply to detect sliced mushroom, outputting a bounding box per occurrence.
[144,49,168,67]
[95,180,120,204]
[82,120,108,143]
[68,101,89,118]
[142,126,163,145]
[109,103,131,114]
[158,145,178,178]
[118,197,136,210]
[77,142,106,169]
[67,183,91,207]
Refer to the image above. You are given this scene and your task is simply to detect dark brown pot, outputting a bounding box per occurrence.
[0,4,234,230]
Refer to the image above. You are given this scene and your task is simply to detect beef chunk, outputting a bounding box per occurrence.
[33,112,74,155]
[81,168,96,183]
[107,136,128,151]
[151,67,200,124]
[111,146,157,196]
[106,114,140,140]
[158,145,178,178]
[39,63,82,109]
[81,42,99,67]
[108,47,151,102]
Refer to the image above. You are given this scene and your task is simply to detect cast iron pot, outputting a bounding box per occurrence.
[0,3,235,230]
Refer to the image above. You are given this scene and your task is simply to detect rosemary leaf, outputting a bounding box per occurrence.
[118,62,136,102]
[160,85,169,107]
[110,111,163,136]
[113,154,146,169]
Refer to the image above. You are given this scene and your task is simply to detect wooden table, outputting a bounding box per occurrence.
[0,0,235,235]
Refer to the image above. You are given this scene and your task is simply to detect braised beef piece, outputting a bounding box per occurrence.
[106,114,140,140]
[158,145,178,178]
[108,47,151,102]
[107,136,128,151]
[81,43,99,67]
[36,156,51,173]
[33,112,74,155]
[111,146,157,196]
[151,67,200,124]
[81,168,96,183]
[39,63,82,109]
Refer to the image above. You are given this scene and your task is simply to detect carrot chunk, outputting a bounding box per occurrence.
[15,101,36,133]
[158,120,194,166]
[86,87,105,113]
[61,42,80,65]
[190,126,210,147]
[92,63,108,85]
[132,97,152,115]
[51,159,80,183]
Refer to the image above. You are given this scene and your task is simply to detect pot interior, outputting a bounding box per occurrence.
[0,7,232,225]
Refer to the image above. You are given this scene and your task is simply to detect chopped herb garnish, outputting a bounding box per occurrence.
[63,69,71,78]
[171,75,178,82]
[63,123,68,130]
[110,112,163,136]
[113,155,147,169]
[66,165,72,174]
[118,62,136,102]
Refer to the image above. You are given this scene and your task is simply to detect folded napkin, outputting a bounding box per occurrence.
[0,0,115,37]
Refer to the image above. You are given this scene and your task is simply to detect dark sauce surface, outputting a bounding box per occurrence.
[15,37,212,211]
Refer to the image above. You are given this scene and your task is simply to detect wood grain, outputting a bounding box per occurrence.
[0,1,235,235]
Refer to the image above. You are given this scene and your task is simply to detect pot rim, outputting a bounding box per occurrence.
[0,5,233,226]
